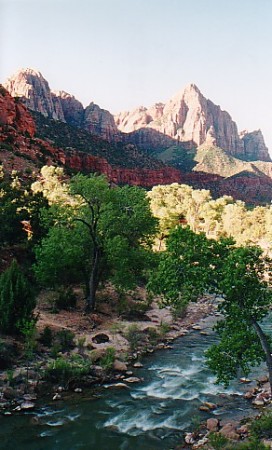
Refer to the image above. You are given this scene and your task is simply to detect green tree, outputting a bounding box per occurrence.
[0,260,36,334]
[35,173,157,311]
[148,226,232,314]
[206,246,272,391]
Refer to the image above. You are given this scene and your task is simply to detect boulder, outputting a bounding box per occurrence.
[219,423,240,440]
[133,362,143,368]
[92,333,110,344]
[206,418,219,432]
[113,360,128,372]
[123,377,141,383]
[21,401,35,410]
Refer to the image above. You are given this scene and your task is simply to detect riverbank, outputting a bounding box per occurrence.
[0,289,216,412]
[1,290,272,449]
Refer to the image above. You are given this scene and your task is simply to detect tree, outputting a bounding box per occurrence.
[0,260,36,334]
[35,173,157,311]
[148,226,232,315]
[206,246,272,391]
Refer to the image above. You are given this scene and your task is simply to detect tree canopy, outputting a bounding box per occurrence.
[34,172,157,310]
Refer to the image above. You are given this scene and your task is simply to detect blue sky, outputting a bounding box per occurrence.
[1,0,272,153]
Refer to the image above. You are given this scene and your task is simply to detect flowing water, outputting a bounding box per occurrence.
[1,315,270,450]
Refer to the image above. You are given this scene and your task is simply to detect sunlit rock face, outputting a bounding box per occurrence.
[4,68,65,121]
[4,68,271,163]
[0,85,35,136]
[115,84,271,162]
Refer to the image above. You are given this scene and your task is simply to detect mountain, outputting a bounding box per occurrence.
[4,68,271,163]
[2,69,272,204]
[0,86,181,187]
[115,84,270,162]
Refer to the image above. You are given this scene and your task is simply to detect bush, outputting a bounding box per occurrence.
[208,432,229,449]
[125,324,143,351]
[40,326,54,347]
[250,413,272,439]
[44,355,90,386]
[0,260,36,334]
[100,347,116,371]
[55,329,75,352]
[54,287,77,311]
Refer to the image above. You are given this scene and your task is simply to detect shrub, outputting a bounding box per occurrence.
[100,347,116,371]
[208,432,229,449]
[44,355,90,386]
[55,329,75,352]
[147,327,159,345]
[40,326,54,347]
[54,287,77,311]
[0,260,36,334]
[159,321,171,337]
[250,413,272,439]
[125,324,143,351]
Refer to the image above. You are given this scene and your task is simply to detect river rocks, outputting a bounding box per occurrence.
[21,400,35,410]
[133,362,143,368]
[199,401,216,412]
[123,377,141,383]
[219,422,240,440]
[192,325,202,330]
[92,333,110,344]
[199,405,210,412]
[184,432,195,444]
[109,383,129,389]
[206,418,219,432]
[192,436,208,448]
[240,377,251,383]
[258,375,269,384]
[74,388,83,393]
[113,360,128,372]
[2,387,17,400]
[53,393,62,401]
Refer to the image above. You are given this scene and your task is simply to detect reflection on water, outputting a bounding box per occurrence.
[0,314,268,450]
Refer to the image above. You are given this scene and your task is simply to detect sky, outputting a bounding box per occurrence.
[1,0,272,154]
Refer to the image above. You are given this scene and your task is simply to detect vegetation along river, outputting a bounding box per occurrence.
[1,314,270,450]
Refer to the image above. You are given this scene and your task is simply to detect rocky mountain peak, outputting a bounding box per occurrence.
[4,68,65,121]
[3,68,271,163]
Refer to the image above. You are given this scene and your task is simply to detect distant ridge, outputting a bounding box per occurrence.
[4,68,271,163]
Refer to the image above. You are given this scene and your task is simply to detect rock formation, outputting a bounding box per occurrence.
[4,69,270,163]
[4,68,65,121]
[53,90,84,127]
[0,85,35,136]
[83,102,121,142]
[240,129,270,162]
[116,84,271,162]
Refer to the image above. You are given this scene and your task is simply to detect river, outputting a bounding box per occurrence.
[1,314,269,450]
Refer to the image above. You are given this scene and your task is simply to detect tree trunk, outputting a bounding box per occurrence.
[86,246,100,312]
[251,317,272,394]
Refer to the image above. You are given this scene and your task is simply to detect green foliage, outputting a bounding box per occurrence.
[35,171,157,310]
[44,355,90,386]
[250,412,272,440]
[148,226,232,314]
[125,324,143,351]
[158,321,171,337]
[100,347,116,371]
[0,173,49,247]
[148,182,272,248]
[54,287,77,311]
[208,432,229,449]
[207,433,269,450]
[55,329,75,352]
[34,221,91,288]
[0,260,36,334]
[206,246,272,388]
[39,326,54,347]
